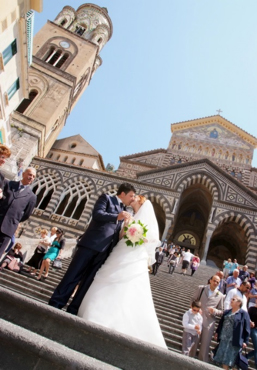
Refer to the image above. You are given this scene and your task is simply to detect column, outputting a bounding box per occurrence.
[161,219,172,241]
[200,231,212,265]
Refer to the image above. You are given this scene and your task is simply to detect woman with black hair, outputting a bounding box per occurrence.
[37,228,65,280]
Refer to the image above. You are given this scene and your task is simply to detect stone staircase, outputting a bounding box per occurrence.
[0,257,254,369]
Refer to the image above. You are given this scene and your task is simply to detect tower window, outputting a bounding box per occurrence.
[60,19,67,26]
[75,26,86,36]
[64,156,68,162]
[43,47,70,69]
[79,159,84,166]
[55,53,69,68]
[48,50,62,65]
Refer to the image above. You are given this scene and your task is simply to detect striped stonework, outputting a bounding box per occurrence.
[176,173,219,201]
[212,211,257,270]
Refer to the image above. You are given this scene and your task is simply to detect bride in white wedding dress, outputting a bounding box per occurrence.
[78,195,167,349]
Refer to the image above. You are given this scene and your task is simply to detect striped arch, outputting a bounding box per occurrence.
[142,191,173,220]
[32,168,63,213]
[175,173,220,201]
[141,191,174,239]
[54,175,96,226]
[212,211,257,271]
[77,182,122,228]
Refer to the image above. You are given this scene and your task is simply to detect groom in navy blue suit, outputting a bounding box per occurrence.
[49,182,136,314]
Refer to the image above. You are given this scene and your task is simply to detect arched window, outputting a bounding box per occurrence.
[56,155,60,160]
[55,181,92,220]
[75,25,86,36]
[71,158,76,164]
[43,46,71,69]
[64,156,68,162]
[43,46,55,62]
[79,159,84,166]
[47,49,62,65]
[48,152,53,159]
[230,171,235,177]
[60,19,67,26]
[237,172,242,181]
[32,173,59,210]
[16,90,38,113]
[232,153,236,161]
[55,53,69,68]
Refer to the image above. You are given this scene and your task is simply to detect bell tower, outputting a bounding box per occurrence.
[9,4,112,177]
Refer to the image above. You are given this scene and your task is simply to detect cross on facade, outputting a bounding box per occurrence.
[216,109,223,115]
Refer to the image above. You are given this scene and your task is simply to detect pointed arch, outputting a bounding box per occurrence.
[32,169,62,211]
[175,172,220,201]
[212,211,257,270]
[54,175,95,221]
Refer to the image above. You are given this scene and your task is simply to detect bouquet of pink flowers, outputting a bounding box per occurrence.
[123,220,148,247]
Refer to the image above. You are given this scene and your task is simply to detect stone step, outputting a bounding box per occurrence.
[0,318,119,370]
[0,287,218,370]
[0,256,255,369]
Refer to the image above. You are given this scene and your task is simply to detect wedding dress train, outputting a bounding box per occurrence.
[78,200,167,349]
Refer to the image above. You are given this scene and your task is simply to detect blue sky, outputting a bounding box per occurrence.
[34,0,257,169]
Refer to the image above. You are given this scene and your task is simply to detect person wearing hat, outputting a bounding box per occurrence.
[37,228,65,280]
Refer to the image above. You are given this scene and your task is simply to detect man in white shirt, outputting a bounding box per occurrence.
[224,281,251,311]
[190,275,224,362]
[181,249,194,275]
[226,269,241,293]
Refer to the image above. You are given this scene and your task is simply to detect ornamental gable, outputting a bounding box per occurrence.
[137,160,257,209]
[170,123,253,151]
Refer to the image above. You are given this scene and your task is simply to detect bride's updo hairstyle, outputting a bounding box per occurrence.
[137,195,146,205]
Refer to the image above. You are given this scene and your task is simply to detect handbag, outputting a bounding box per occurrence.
[237,349,248,370]
[52,259,62,269]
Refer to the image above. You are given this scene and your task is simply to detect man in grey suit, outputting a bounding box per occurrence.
[0,167,37,259]
[190,275,224,362]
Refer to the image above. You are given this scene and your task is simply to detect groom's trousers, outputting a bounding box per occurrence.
[49,246,110,315]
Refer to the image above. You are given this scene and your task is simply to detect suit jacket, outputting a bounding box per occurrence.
[216,309,250,347]
[0,180,37,237]
[155,251,164,264]
[0,171,4,189]
[78,193,123,253]
[192,285,224,328]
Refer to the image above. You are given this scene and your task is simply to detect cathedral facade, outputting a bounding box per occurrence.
[5,4,257,272]
[22,114,257,272]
